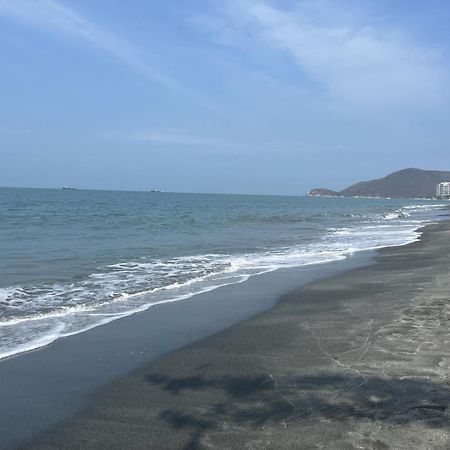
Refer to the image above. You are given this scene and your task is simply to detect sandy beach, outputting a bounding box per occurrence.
[18,220,450,449]
[3,0,450,448]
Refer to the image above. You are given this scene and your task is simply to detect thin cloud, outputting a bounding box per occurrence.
[103,130,313,154]
[125,131,227,147]
[101,129,231,148]
[0,0,219,111]
[194,0,449,110]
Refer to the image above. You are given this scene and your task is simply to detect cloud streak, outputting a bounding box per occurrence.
[194,0,449,110]
[102,130,310,152]
[122,130,227,147]
[0,0,218,110]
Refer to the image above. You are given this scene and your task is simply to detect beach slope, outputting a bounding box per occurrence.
[24,222,450,449]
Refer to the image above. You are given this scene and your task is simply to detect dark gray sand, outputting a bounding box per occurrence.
[22,222,450,449]
[0,254,370,449]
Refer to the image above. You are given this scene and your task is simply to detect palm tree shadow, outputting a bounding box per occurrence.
[147,371,450,449]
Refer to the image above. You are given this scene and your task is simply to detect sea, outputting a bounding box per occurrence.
[0,187,446,360]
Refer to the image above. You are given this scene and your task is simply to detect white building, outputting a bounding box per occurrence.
[436,182,450,198]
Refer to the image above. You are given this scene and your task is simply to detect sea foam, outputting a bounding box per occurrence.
[0,200,445,360]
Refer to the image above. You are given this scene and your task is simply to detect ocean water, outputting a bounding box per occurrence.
[0,187,446,360]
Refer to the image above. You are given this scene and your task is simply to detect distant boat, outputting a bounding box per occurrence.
[62,187,77,190]
[150,189,163,193]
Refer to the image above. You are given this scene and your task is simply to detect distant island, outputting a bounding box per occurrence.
[308,168,450,199]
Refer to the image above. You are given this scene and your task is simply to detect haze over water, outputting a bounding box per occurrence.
[0,187,445,360]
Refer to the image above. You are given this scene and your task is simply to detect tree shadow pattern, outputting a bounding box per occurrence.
[147,372,450,449]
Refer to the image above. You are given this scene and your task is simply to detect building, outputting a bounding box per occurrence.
[436,182,450,198]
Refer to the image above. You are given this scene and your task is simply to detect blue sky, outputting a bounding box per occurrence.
[0,0,449,194]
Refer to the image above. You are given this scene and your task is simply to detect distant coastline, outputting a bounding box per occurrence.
[308,168,450,199]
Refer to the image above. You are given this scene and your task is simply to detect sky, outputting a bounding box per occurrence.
[0,0,449,195]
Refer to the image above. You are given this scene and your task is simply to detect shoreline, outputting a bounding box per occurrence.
[19,220,450,449]
[1,195,440,365]
[0,245,375,449]
[0,209,432,364]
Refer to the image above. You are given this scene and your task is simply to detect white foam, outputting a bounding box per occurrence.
[0,202,446,361]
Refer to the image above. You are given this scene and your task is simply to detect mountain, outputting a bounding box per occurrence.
[308,168,450,199]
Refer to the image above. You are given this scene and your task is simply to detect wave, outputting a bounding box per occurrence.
[0,202,445,360]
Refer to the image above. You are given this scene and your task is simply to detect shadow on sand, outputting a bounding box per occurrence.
[147,371,450,449]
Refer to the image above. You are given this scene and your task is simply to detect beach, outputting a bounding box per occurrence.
[0,251,371,449]
[3,0,450,448]
[16,219,450,449]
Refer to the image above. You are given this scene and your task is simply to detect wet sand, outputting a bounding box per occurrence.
[21,222,450,449]
[0,250,372,449]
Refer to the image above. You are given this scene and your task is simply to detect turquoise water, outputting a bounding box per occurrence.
[0,187,445,359]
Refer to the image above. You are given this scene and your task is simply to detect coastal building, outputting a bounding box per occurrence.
[436,182,450,198]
